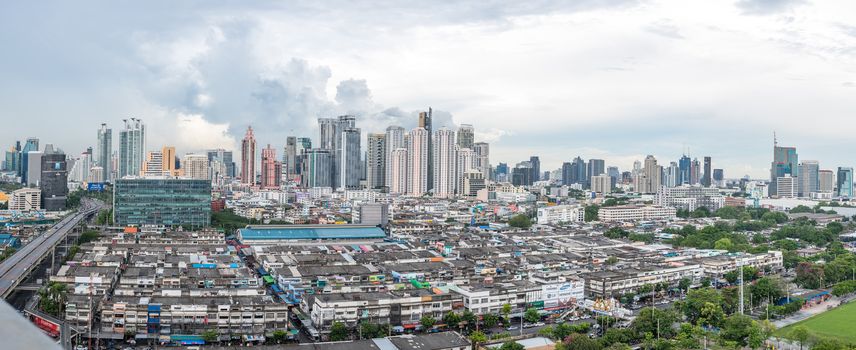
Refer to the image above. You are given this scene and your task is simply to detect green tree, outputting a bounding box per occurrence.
[420,315,436,330]
[443,311,461,327]
[714,237,733,251]
[605,256,619,265]
[719,314,754,347]
[201,329,219,343]
[37,282,67,317]
[681,287,724,325]
[789,205,814,214]
[604,227,629,239]
[270,330,288,344]
[678,278,692,293]
[469,331,487,345]
[524,308,541,323]
[811,339,847,350]
[329,321,350,341]
[482,313,500,329]
[631,307,678,339]
[714,206,742,219]
[501,303,512,321]
[790,325,810,350]
[564,333,603,350]
[499,341,525,350]
[585,205,600,222]
[508,214,532,229]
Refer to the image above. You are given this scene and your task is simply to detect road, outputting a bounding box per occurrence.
[0,200,102,298]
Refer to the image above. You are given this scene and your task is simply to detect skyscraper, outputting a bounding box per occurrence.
[118,118,145,178]
[318,118,337,150]
[818,170,834,194]
[571,157,586,185]
[457,124,474,149]
[678,155,691,185]
[383,126,406,189]
[142,151,164,176]
[184,154,210,180]
[284,136,297,176]
[366,133,386,189]
[40,145,68,211]
[798,160,819,197]
[690,158,701,185]
[303,149,332,188]
[529,156,541,182]
[97,124,112,182]
[407,127,430,196]
[638,155,662,194]
[206,149,235,178]
[432,128,457,198]
[419,109,433,191]
[587,159,605,187]
[770,136,798,195]
[607,166,620,188]
[473,142,490,179]
[20,137,39,183]
[713,169,724,187]
[241,126,257,185]
[389,148,408,194]
[162,146,177,176]
[339,127,361,189]
[561,162,573,185]
[260,145,281,189]
[456,147,476,194]
[702,156,712,187]
[837,167,853,198]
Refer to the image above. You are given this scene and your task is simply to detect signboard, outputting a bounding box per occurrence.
[541,282,584,309]
[87,182,106,192]
[30,314,60,338]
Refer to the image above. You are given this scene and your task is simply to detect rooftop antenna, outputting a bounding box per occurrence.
[773,131,778,148]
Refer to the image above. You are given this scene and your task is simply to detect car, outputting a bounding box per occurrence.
[532,322,545,327]
[506,326,519,331]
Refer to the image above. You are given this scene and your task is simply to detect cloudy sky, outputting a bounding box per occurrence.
[1,0,855,178]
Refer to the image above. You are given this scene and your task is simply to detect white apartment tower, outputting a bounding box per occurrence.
[407,128,430,196]
[432,128,457,198]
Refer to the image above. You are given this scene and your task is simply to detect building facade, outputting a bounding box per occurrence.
[113,178,212,227]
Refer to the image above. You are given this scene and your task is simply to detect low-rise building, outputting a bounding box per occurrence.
[598,205,676,222]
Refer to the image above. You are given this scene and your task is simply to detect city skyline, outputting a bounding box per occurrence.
[2,1,856,177]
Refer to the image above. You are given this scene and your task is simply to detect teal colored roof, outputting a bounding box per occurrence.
[239,226,386,240]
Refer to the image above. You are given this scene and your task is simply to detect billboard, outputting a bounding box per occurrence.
[30,314,60,338]
[87,182,106,192]
[541,282,584,309]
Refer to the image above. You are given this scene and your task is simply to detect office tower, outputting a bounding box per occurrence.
[418,109,433,191]
[118,118,145,178]
[529,156,541,182]
[570,157,587,185]
[384,126,406,189]
[303,149,332,188]
[96,124,112,182]
[293,137,312,176]
[702,156,712,187]
[20,138,39,183]
[587,159,605,187]
[690,158,701,185]
[473,142,490,178]
[457,124,474,149]
[638,155,662,194]
[339,127,361,189]
[837,167,853,198]
[407,127,430,196]
[462,170,485,197]
[798,161,819,197]
[591,174,612,194]
[665,162,679,188]
[26,151,43,186]
[70,148,93,183]
[284,136,297,176]
[318,118,337,150]
[389,148,409,194]
[607,166,620,188]
[40,145,68,211]
[432,128,456,198]
[770,136,798,195]
[366,133,386,189]
[89,167,104,183]
[818,170,834,194]
[495,162,509,182]
[142,151,164,176]
[678,155,691,185]
[713,169,724,187]
[260,145,281,189]
[776,175,797,198]
[561,162,573,185]
[161,146,177,176]
[241,126,256,185]
[183,154,210,180]
[512,163,532,186]
[3,145,17,172]
[113,178,211,227]
[456,147,476,195]
[206,149,235,178]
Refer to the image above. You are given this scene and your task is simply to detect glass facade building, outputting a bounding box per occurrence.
[113,178,211,227]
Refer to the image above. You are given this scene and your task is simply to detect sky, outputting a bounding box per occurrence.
[1,0,855,178]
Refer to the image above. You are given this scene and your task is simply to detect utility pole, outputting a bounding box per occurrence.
[739,258,744,315]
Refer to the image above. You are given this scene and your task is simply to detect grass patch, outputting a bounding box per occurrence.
[775,300,856,344]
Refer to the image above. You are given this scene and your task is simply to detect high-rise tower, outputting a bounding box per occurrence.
[118,118,145,178]
[97,123,112,182]
[241,126,257,185]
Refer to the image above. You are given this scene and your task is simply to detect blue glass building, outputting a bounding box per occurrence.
[113,177,211,227]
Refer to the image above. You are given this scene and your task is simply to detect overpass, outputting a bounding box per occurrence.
[0,199,103,298]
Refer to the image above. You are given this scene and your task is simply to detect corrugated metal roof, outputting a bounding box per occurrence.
[239,226,386,240]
